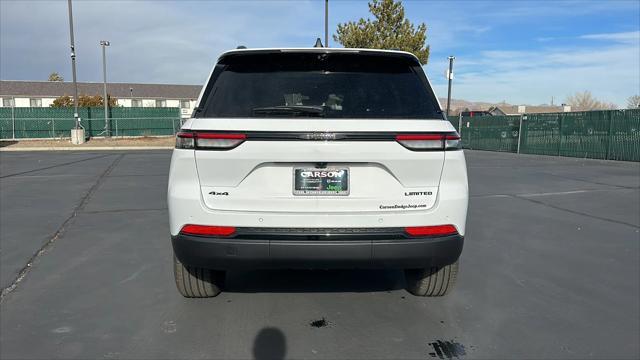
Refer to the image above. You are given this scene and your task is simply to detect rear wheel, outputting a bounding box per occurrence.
[173,254,225,298]
[404,261,459,297]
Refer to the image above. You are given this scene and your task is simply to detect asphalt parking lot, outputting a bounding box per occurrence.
[1,149,638,359]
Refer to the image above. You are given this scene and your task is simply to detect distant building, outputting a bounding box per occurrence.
[486,105,570,115]
[0,80,201,118]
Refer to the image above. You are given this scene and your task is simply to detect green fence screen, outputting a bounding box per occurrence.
[459,115,521,153]
[455,109,640,162]
[2,107,638,161]
[0,107,182,139]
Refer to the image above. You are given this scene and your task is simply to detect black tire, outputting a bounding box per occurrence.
[404,260,459,297]
[173,254,225,298]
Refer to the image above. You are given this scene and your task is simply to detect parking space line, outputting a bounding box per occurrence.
[512,195,640,229]
[0,153,114,179]
[81,208,167,214]
[0,174,97,180]
[471,189,639,229]
[546,172,639,190]
[106,174,167,178]
[0,154,125,301]
[471,187,633,199]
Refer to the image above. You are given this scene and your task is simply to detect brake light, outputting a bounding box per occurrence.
[176,132,195,149]
[175,132,246,150]
[396,133,461,151]
[404,225,458,237]
[180,224,236,237]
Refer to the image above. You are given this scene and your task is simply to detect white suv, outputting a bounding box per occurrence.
[168,48,468,298]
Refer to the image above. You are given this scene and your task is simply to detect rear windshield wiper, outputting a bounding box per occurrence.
[252,105,326,117]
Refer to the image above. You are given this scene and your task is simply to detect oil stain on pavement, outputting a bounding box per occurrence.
[428,340,468,359]
[309,317,330,328]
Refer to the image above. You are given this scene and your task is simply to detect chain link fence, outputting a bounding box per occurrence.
[0,107,182,139]
[452,109,640,162]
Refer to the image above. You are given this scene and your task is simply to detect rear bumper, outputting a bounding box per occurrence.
[171,228,463,270]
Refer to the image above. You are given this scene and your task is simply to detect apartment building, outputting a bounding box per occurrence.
[0,80,201,118]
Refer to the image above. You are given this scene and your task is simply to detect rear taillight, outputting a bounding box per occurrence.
[176,132,195,149]
[196,133,246,149]
[404,225,459,237]
[396,133,461,151]
[444,134,461,149]
[175,132,246,150]
[180,224,236,237]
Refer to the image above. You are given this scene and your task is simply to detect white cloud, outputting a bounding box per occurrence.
[1,1,638,108]
[426,31,640,107]
[580,31,640,43]
[0,0,320,84]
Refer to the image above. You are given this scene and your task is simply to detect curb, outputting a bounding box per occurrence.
[0,146,173,152]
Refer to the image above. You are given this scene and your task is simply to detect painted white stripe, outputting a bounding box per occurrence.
[519,190,601,197]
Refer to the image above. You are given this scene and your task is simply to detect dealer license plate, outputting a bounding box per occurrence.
[293,168,349,196]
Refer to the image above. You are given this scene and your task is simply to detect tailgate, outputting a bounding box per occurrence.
[191,118,454,214]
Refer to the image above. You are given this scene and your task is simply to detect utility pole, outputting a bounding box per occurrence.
[67,0,79,129]
[446,56,455,117]
[324,0,329,47]
[100,40,110,137]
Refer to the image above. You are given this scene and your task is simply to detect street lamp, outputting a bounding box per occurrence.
[67,0,86,144]
[446,55,455,118]
[325,0,329,48]
[100,40,110,137]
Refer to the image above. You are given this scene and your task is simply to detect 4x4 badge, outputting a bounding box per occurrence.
[209,191,229,196]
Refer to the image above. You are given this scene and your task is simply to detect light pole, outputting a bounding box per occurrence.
[100,40,110,137]
[324,0,329,47]
[67,0,79,129]
[446,55,455,118]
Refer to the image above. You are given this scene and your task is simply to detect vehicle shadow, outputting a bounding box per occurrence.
[225,269,405,293]
[253,327,286,360]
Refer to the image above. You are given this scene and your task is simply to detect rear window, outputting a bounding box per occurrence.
[196,51,443,119]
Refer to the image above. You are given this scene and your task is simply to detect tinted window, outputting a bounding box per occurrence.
[197,52,442,119]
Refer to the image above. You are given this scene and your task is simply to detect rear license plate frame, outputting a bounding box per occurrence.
[293,168,350,196]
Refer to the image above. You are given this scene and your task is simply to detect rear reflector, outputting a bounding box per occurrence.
[396,133,461,151]
[404,225,458,237]
[180,224,236,237]
[175,132,246,150]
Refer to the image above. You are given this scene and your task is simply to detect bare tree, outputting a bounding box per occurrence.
[627,95,640,109]
[564,91,617,111]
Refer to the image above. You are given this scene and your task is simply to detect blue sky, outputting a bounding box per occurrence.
[1,0,639,106]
